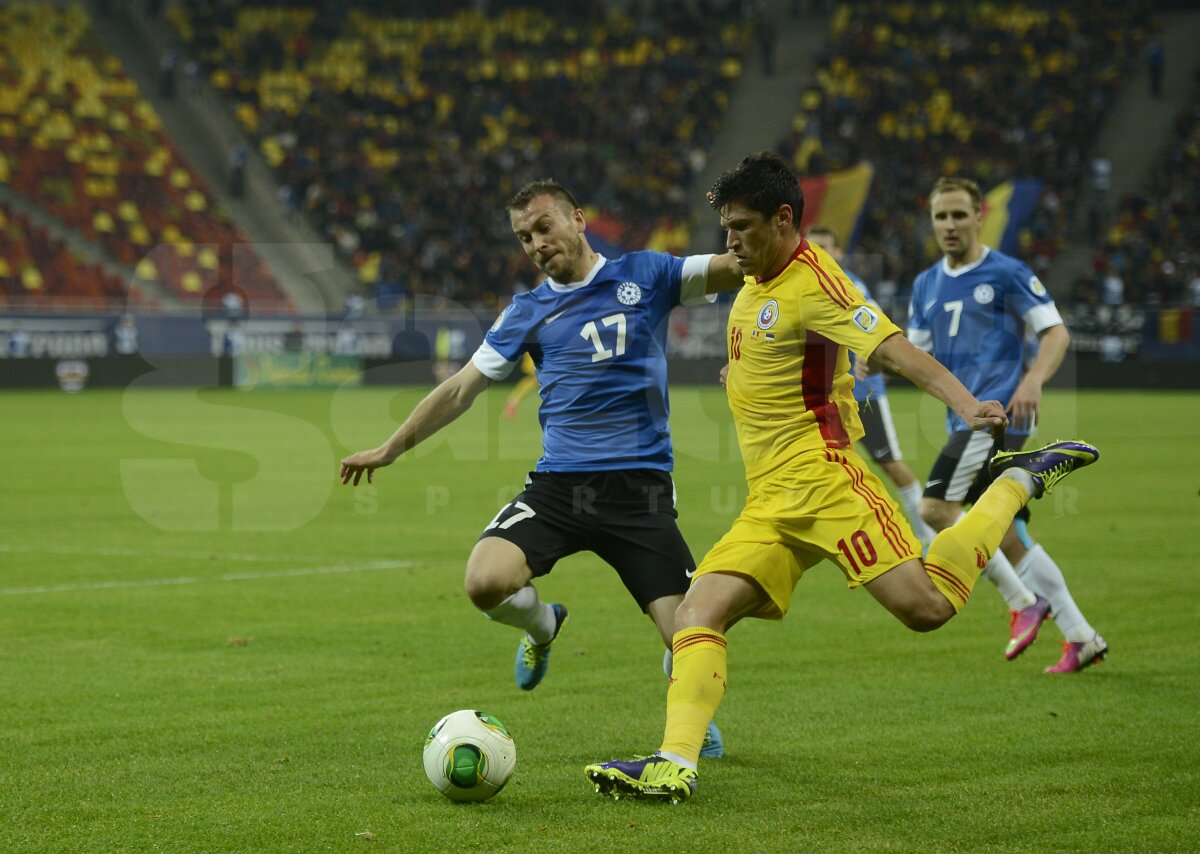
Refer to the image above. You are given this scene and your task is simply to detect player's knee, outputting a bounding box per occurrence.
[897,593,956,632]
[463,568,503,610]
[673,597,704,633]
[463,555,524,610]
[673,595,726,634]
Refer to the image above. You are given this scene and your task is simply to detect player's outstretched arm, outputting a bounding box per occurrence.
[339,363,492,485]
[1008,323,1069,432]
[871,333,1007,437]
[706,251,746,294]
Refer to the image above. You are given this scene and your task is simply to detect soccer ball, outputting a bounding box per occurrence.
[422,709,517,802]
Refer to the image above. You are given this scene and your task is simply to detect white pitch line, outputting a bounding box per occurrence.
[0,560,419,596]
[0,544,334,563]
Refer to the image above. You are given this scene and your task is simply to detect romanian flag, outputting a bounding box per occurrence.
[980,179,1044,255]
[644,219,690,254]
[798,161,874,249]
[583,210,691,255]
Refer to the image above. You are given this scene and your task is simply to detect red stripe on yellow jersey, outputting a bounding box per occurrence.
[830,450,912,558]
[725,240,903,486]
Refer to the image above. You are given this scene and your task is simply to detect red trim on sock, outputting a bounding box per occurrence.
[924,562,970,604]
[672,631,726,655]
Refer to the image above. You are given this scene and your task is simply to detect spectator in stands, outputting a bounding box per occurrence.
[113,314,139,355]
[1147,37,1165,98]
[776,2,1150,292]
[159,44,178,99]
[222,290,245,320]
[0,6,287,310]
[1089,156,1113,243]
[752,1,777,76]
[284,322,304,353]
[229,142,247,199]
[172,1,750,304]
[8,328,30,358]
[1075,78,1200,353]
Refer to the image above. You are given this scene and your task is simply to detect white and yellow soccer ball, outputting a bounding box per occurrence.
[422,709,516,802]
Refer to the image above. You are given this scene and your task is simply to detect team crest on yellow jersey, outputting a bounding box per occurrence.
[757,299,780,330]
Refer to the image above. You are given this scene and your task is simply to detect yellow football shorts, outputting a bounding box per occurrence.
[694,447,921,618]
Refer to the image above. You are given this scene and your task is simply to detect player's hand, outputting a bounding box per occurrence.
[1006,376,1042,434]
[852,358,871,382]
[963,400,1008,440]
[718,363,729,389]
[340,448,391,485]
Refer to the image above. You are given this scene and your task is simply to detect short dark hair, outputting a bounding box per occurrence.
[805,224,839,246]
[930,177,983,211]
[708,151,804,227]
[506,179,581,214]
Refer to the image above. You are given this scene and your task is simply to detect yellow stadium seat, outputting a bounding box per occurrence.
[135,258,158,280]
[181,270,202,292]
[198,247,218,270]
[21,264,43,290]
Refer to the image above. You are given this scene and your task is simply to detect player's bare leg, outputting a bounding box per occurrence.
[864,559,957,630]
[466,537,567,690]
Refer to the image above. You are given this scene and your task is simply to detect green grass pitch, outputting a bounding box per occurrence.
[1,384,1197,852]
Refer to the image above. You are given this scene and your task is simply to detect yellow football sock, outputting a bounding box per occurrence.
[660,627,727,765]
[923,476,1028,612]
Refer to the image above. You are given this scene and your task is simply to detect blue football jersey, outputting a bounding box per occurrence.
[472,251,713,471]
[907,247,1062,435]
[844,269,887,404]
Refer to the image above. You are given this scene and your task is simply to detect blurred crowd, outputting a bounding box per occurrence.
[173,0,750,307]
[4,0,1196,354]
[777,1,1153,294]
[1061,75,1200,358]
[1074,78,1200,310]
[0,3,285,311]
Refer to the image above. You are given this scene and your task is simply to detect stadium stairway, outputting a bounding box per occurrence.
[0,182,175,309]
[686,0,831,254]
[86,1,354,315]
[1048,8,1200,287]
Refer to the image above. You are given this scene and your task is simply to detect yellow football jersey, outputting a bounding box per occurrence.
[726,239,902,484]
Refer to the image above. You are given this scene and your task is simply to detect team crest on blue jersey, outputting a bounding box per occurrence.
[853,305,879,332]
[1029,275,1046,296]
[617,282,642,305]
[757,299,780,330]
[973,283,995,305]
